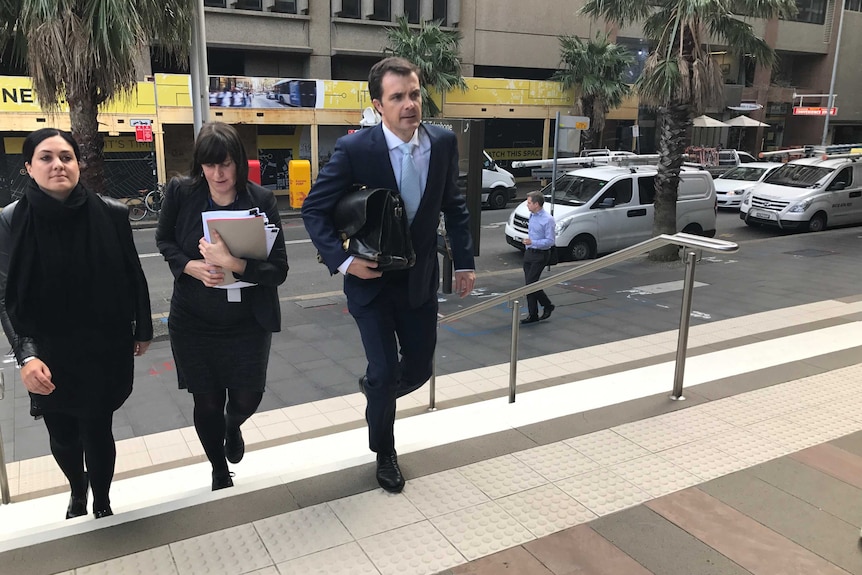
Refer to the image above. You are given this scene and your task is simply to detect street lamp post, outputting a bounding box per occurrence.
[821,0,845,146]
[190,0,210,138]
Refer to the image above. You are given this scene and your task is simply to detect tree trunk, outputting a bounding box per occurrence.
[650,101,690,262]
[580,97,595,151]
[67,84,107,196]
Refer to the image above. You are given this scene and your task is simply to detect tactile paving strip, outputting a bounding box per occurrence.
[328,490,425,539]
[702,427,792,464]
[170,524,272,575]
[358,520,465,575]
[512,441,600,482]
[457,454,547,500]
[402,469,490,518]
[430,501,534,561]
[274,542,380,575]
[497,484,596,538]
[254,503,354,563]
[609,454,701,498]
[556,468,652,516]
[658,441,748,481]
[76,546,178,575]
[564,429,651,467]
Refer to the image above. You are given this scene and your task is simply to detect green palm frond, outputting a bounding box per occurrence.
[384,16,467,117]
[552,32,633,147]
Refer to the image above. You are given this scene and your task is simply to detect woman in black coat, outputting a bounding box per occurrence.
[0,128,153,519]
[156,122,288,490]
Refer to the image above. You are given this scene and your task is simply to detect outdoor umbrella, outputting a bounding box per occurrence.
[725,115,770,148]
[724,115,770,128]
[691,114,730,128]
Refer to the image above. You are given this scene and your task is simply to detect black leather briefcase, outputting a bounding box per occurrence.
[332,185,415,272]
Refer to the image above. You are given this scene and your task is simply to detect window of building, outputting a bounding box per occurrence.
[790,0,827,24]
[232,0,262,10]
[846,0,862,11]
[337,0,361,18]
[271,0,297,13]
[404,0,420,23]
[204,0,226,6]
[433,0,447,22]
[368,0,391,20]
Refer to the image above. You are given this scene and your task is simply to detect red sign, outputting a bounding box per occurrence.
[135,124,153,142]
[792,106,838,116]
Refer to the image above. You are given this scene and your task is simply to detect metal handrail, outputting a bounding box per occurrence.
[429,232,739,408]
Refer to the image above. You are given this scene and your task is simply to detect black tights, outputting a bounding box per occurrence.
[42,412,115,511]
[193,389,262,474]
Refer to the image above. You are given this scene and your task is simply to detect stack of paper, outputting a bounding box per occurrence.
[202,208,280,289]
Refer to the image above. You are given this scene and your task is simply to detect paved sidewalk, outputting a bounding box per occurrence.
[1,225,861,575]
[1,295,861,574]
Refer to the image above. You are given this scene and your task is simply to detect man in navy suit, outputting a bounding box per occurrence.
[302,57,475,492]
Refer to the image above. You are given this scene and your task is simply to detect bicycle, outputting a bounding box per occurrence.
[144,183,164,215]
[125,191,148,222]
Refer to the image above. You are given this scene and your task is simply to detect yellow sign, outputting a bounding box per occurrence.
[485,147,544,162]
[445,78,574,106]
[575,121,589,130]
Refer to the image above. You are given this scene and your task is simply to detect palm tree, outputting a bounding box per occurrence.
[552,33,632,151]
[0,0,193,195]
[581,0,796,260]
[384,16,467,118]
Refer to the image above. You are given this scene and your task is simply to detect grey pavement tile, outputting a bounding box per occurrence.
[828,431,862,458]
[749,457,862,527]
[699,471,862,574]
[591,505,753,575]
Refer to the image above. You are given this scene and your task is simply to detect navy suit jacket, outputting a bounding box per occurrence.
[302,123,474,308]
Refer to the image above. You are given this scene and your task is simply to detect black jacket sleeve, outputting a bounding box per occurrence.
[155,178,193,280]
[0,202,39,365]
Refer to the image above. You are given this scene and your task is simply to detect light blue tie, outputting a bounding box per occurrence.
[399,142,421,224]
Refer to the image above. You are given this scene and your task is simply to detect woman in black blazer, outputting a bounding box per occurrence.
[156,122,288,490]
[0,128,152,519]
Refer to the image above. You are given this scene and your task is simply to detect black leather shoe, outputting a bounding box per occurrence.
[93,506,113,519]
[65,472,89,519]
[520,316,540,325]
[358,375,368,396]
[541,304,555,320]
[66,494,88,519]
[225,428,245,464]
[212,470,235,491]
[376,452,405,493]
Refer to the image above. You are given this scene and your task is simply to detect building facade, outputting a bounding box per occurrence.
[1,0,860,201]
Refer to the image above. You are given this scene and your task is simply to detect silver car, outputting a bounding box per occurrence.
[713,162,783,209]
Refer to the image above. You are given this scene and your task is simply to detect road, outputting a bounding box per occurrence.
[133,208,794,319]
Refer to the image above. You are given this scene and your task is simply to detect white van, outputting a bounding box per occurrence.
[739,154,862,231]
[505,165,717,261]
[458,152,517,209]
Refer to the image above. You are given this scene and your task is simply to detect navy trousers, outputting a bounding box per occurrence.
[348,279,438,454]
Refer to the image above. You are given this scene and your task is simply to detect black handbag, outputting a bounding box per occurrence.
[331,185,415,272]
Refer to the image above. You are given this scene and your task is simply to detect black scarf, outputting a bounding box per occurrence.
[6,179,132,337]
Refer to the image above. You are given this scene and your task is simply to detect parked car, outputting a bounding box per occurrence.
[740,152,862,232]
[505,164,717,261]
[700,149,760,178]
[458,151,518,209]
[713,162,783,209]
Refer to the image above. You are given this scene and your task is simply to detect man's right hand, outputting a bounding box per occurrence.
[346,258,383,279]
[21,359,55,395]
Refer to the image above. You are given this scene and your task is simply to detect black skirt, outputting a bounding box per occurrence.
[168,280,272,393]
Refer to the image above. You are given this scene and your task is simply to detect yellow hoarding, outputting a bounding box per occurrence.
[445,78,575,107]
